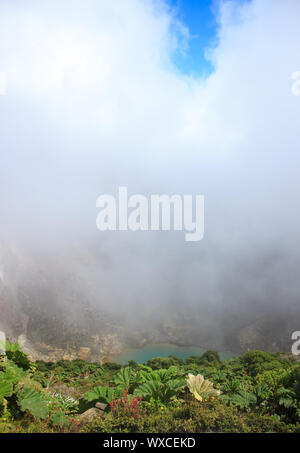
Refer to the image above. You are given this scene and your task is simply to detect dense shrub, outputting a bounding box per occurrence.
[1,342,299,433]
[241,350,284,377]
[186,351,221,367]
[146,356,184,369]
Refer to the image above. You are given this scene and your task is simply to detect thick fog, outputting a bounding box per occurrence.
[0,0,299,352]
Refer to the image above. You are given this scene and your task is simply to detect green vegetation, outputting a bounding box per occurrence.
[0,342,299,433]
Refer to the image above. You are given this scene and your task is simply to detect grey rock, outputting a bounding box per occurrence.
[95,402,107,411]
[79,407,103,423]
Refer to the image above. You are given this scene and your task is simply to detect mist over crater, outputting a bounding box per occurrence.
[0,0,299,360]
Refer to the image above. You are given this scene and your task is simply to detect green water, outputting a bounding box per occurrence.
[113,343,237,365]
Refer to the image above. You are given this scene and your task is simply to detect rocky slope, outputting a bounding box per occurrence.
[0,244,298,361]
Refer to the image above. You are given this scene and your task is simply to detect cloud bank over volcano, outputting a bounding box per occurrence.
[0,0,299,354]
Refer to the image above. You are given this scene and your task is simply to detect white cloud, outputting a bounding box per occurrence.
[0,0,299,334]
[0,72,6,95]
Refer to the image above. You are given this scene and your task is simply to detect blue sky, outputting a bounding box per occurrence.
[170,0,218,76]
[169,0,249,76]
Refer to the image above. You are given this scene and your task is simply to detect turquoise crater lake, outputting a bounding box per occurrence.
[113,343,237,365]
